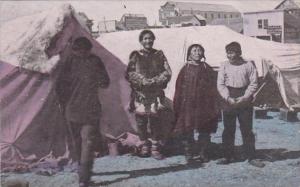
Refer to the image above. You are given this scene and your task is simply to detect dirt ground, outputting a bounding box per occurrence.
[1,112,300,187]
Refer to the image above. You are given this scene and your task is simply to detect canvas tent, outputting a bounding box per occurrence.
[98,26,300,110]
[1,3,300,172]
[0,4,137,170]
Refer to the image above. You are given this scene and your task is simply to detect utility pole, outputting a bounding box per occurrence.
[103,16,107,33]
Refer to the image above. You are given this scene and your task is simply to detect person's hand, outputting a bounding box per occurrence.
[142,78,154,86]
[235,96,250,104]
[227,97,236,106]
[148,78,155,85]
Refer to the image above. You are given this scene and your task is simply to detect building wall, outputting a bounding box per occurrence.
[98,20,116,32]
[284,26,300,42]
[284,12,300,43]
[159,4,176,24]
[243,11,284,38]
[244,10,300,43]
[286,8,300,17]
[124,17,147,30]
[159,4,241,25]
[180,10,241,23]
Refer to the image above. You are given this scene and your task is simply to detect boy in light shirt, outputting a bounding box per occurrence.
[217,42,265,168]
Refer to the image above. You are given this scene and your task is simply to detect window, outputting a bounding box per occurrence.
[218,13,221,18]
[204,13,207,18]
[211,14,214,18]
[230,14,232,18]
[258,19,262,29]
[224,14,227,18]
[263,19,268,29]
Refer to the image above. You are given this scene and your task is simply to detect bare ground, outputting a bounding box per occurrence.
[1,112,300,187]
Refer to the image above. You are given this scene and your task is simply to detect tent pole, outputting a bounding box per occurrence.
[253,81,267,100]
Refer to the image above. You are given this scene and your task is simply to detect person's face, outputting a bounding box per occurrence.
[226,50,239,62]
[189,46,203,62]
[74,47,90,57]
[140,33,154,50]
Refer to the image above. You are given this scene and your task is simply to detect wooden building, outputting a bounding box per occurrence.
[243,0,300,43]
[119,14,148,30]
[98,20,118,33]
[159,1,241,26]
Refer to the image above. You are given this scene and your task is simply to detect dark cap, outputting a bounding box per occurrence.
[225,41,242,55]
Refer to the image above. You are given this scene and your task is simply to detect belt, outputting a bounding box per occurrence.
[227,86,247,98]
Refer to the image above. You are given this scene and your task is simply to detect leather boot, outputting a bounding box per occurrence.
[139,140,151,157]
[78,161,93,187]
[197,134,210,163]
[150,140,164,160]
[183,140,194,163]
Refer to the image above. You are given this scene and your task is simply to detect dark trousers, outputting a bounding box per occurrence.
[222,107,256,160]
[135,114,161,141]
[68,121,99,183]
[181,131,210,153]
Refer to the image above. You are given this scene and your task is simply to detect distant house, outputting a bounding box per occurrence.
[159,1,241,26]
[166,14,206,27]
[243,0,300,43]
[119,14,148,30]
[98,20,118,33]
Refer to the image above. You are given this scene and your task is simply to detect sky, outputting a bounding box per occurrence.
[0,0,282,27]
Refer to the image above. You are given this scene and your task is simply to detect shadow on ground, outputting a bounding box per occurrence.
[91,162,204,186]
[90,141,300,186]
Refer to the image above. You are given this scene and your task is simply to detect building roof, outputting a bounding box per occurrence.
[194,14,206,21]
[244,9,285,15]
[275,0,300,9]
[122,13,146,18]
[98,20,117,23]
[163,1,239,13]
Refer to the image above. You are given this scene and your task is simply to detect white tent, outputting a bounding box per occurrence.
[98,26,300,110]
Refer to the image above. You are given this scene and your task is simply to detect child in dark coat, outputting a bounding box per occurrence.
[173,44,219,163]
